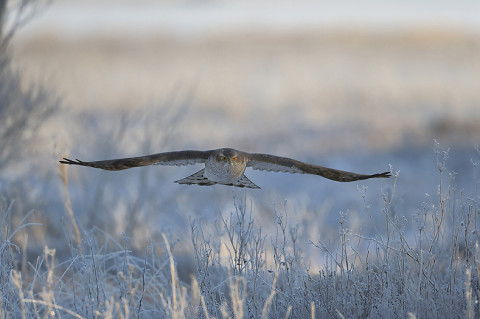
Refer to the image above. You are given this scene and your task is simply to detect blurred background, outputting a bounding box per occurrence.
[2,0,480,270]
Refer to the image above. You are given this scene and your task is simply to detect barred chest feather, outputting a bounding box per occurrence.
[204,156,246,183]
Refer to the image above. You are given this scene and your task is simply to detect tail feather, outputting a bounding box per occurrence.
[175,170,260,189]
[227,175,261,189]
[174,169,217,186]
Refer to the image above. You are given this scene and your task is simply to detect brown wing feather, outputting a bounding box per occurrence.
[246,153,391,182]
[60,150,212,171]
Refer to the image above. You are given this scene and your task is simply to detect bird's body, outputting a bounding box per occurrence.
[60,148,390,189]
[205,148,247,183]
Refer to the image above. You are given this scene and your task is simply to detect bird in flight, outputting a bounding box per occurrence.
[60,148,390,189]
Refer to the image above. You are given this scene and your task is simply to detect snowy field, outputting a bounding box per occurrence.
[1,1,480,318]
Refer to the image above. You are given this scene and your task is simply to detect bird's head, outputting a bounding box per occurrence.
[216,148,240,165]
[213,148,247,177]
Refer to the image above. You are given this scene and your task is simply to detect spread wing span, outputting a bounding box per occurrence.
[60,150,212,171]
[246,153,391,182]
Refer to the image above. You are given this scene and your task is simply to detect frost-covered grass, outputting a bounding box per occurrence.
[1,143,480,318]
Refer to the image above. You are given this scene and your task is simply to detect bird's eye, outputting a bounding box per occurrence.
[232,157,237,161]
[222,156,227,161]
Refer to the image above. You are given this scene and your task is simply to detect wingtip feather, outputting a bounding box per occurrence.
[59,158,86,166]
[374,171,392,178]
[59,158,72,164]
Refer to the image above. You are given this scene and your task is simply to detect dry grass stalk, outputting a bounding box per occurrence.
[58,161,82,254]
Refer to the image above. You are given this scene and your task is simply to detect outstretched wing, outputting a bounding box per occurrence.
[60,150,212,171]
[245,153,390,182]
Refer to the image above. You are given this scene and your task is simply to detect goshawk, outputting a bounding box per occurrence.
[60,148,390,189]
